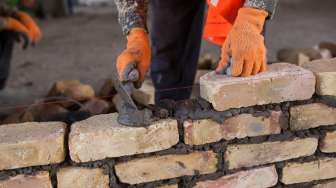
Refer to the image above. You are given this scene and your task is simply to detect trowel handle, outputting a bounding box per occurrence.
[128,69,139,82]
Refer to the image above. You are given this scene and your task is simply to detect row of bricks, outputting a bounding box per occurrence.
[1,102,334,170]
[0,103,336,185]
[2,157,336,187]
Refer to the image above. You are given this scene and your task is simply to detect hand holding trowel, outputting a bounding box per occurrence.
[111,62,153,127]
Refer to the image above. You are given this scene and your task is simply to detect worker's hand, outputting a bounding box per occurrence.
[1,11,41,46]
[216,8,268,77]
[116,28,151,88]
[14,11,42,44]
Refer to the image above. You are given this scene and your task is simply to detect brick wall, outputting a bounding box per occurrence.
[0,60,336,188]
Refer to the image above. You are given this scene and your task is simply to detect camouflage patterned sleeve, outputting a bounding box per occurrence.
[114,0,148,35]
[244,0,278,18]
[0,2,16,17]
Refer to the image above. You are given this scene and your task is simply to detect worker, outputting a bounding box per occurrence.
[114,0,277,103]
[0,0,41,104]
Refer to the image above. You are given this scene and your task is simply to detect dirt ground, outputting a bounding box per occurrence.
[4,0,336,107]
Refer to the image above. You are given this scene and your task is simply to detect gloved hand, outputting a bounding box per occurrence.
[116,28,150,88]
[1,11,41,47]
[216,8,268,77]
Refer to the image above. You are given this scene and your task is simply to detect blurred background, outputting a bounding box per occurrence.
[0,0,335,123]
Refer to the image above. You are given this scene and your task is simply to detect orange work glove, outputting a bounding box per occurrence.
[14,11,42,43]
[116,28,151,88]
[216,8,268,77]
[1,11,41,45]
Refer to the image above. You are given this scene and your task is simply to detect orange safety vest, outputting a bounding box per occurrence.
[204,0,244,46]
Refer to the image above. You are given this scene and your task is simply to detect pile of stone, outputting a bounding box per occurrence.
[1,79,119,124]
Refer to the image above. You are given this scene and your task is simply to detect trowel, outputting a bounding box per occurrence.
[111,63,153,127]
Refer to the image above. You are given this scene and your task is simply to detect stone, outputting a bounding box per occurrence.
[57,167,109,188]
[98,79,116,97]
[133,79,155,105]
[277,48,322,65]
[319,42,336,57]
[320,131,336,153]
[2,109,34,124]
[313,180,336,188]
[225,137,317,169]
[200,63,315,111]
[0,171,52,188]
[303,58,336,96]
[0,122,66,170]
[3,104,69,124]
[81,98,110,115]
[69,113,179,162]
[115,151,217,185]
[47,80,95,101]
[184,112,282,145]
[281,158,336,184]
[194,166,278,188]
[290,103,336,130]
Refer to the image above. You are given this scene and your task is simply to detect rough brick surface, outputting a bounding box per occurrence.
[200,63,315,111]
[225,138,317,169]
[195,166,278,188]
[159,185,178,188]
[313,180,336,188]
[290,103,336,130]
[320,131,336,153]
[281,158,336,184]
[57,167,109,188]
[0,122,66,170]
[0,171,52,188]
[303,58,336,96]
[115,151,217,185]
[69,113,179,162]
[184,112,282,145]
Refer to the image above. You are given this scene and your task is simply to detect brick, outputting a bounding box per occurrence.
[281,158,336,184]
[0,122,66,170]
[200,63,315,111]
[320,131,336,153]
[303,58,336,96]
[69,113,179,162]
[195,166,278,188]
[158,185,178,188]
[290,103,336,130]
[115,151,217,185]
[0,171,52,188]
[184,112,282,145]
[225,137,317,169]
[57,167,109,188]
[313,180,336,188]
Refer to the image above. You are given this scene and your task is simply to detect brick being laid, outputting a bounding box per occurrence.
[200,63,315,111]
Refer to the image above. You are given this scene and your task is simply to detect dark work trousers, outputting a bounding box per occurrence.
[149,0,206,103]
[0,31,15,90]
